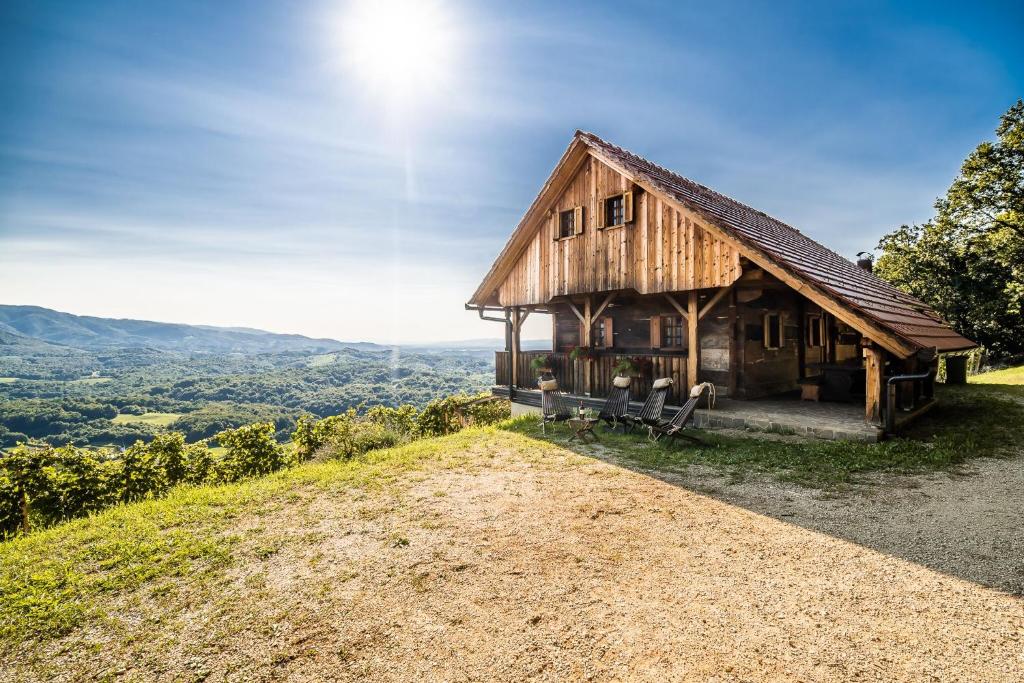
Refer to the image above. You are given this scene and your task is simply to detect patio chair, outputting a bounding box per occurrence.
[648,382,714,447]
[539,379,574,434]
[597,377,631,432]
[620,378,672,433]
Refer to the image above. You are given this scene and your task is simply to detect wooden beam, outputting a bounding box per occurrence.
[566,300,586,324]
[864,343,884,425]
[592,292,616,321]
[510,308,522,391]
[583,297,592,395]
[697,286,732,321]
[727,288,738,396]
[687,291,699,390]
[664,293,689,321]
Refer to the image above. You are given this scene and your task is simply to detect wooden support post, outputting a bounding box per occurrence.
[510,308,522,392]
[727,289,738,397]
[863,343,884,426]
[687,291,699,390]
[583,297,592,396]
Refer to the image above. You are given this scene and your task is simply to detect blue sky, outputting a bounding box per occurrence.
[1,0,1021,343]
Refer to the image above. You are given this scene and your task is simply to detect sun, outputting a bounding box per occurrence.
[338,0,458,106]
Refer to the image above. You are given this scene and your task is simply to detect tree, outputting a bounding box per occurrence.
[875,100,1024,358]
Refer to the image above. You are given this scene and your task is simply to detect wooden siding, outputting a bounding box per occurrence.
[496,156,742,307]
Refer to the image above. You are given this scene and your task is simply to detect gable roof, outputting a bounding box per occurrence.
[470,131,976,355]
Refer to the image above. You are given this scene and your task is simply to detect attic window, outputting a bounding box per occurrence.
[558,209,576,238]
[600,191,633,228]
[605,195,624,226]
[556,206,583,239]
[764,312,784,350]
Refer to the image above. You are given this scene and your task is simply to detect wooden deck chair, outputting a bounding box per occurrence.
[621,378,672,433]
[649,383,713,447]
[539,379,573,434]
[598,378,631,431]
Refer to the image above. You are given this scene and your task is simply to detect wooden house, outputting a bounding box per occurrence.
[467,132,976,430]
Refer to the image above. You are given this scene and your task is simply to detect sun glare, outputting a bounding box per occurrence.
[338,0,458,107]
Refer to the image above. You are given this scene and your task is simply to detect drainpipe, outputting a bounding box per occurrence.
[466,303,514,400]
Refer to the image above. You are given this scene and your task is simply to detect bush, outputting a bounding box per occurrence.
[121,440,167,502]
[215,422,290,482]
[417,393,510,437]
[182,442,215,484]
[365,404,418,437]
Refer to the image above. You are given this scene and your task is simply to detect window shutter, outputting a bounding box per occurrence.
[650,316,661,349]
[779,313,786,347]
[603,316,614,348]
[551,211,559,241]
[623,191,634,223]
[574,205,584,235]
[595,198,604,229]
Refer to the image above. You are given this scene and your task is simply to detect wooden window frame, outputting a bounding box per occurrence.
[763,312,784,350]
[555,206,584,241]
[599,191,633,229]
[594,316,614,349]
[806,314,823,348]
[660,315,685,348]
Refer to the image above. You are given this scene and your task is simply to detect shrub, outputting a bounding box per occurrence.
[215,422,290,482]
[365,404,418,438]
[121,440,167,502]
[148,433,187,485]
[182,442,215,485]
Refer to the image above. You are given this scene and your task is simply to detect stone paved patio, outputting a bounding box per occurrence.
[500,388,881,442]
[693,397,880,442]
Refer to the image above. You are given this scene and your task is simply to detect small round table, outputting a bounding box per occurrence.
[567,417,600,442]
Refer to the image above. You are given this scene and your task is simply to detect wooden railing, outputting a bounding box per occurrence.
[494,350,689,402]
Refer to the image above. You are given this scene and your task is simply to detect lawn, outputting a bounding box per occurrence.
[970,363,1024,385]
[111,411,182,427]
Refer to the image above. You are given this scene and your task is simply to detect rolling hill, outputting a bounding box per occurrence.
[0,305,386,354]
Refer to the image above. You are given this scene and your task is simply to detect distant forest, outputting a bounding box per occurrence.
[0,307,495,447]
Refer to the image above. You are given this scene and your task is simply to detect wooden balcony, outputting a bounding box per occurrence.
[495,349,690,403]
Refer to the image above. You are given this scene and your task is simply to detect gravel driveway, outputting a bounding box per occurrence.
[11,434,1023,682]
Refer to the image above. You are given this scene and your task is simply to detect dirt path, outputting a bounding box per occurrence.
[13,436,1024,682]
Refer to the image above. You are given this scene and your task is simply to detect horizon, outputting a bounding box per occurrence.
[2,0,1022,344]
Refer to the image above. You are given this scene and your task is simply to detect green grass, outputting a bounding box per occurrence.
[67,377,112,385]
[307,353,338,368]
[503,381,1024,489]
[970,364,1024,385]
[0,428,550,651]
[111,411,182,427]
